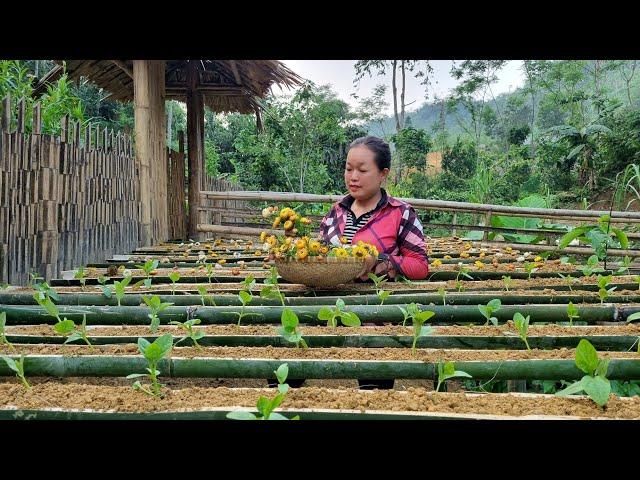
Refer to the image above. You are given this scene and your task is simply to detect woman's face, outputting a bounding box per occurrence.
[344,146,389,201]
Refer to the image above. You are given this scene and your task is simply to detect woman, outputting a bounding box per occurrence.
[320,135,429,281]
[319,135,430,390]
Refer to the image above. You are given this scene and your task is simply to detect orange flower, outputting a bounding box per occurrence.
[296,247,309,260]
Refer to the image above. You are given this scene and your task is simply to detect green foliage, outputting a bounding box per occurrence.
[556,339,611,407]
[566,302,580,326]
[277,308,308,349]
[436,361,472,392]
[1,354,30,389]
[226,363,300,420]
[367,273,391,305]
[113,274,132,307]
[168,271,181,296]
[142,295,174,333]
[501,275,513,292]
[0,312,13,350]
[478,299,501,326]
[126,334,173,397]
[559,216,628,262]
[513,312,531,350]
[317,299,361,328]
[170,318,205,349]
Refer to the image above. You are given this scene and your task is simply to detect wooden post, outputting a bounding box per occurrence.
[186,60,204,240]
[133,60,167,246]
[452,212,457,237]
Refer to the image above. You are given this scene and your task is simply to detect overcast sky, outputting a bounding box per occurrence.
[276,60,525,115]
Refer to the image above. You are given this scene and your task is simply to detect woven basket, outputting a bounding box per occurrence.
[275,256,366,287]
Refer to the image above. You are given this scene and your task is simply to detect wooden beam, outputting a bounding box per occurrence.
[186,60,205,240]
[110,60,134,80]
[229,60,242,85]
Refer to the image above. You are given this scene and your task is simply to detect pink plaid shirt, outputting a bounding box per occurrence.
[319,190,429,280]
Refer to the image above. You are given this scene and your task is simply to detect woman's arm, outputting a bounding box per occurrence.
[386,206,429,280]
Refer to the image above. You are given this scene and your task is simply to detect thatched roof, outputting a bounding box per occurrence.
[33,60,304,113]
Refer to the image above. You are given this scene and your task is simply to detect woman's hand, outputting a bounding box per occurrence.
[357,256,396,281]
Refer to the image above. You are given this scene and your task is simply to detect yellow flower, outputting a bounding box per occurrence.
[301,217,311,224]
[352,246,368,259]
[460,252,470,259]
[296,247,309,260]
[333,248,348,259]
[534,256,543,262]
[280,208,294,220]
[474,261,485,268]
[432,259,442,267]
[296,238,307,249]
[254,250,262,256]
[267,235,278,247]
[210,252,218,258]
[217,259,226,265]
[214,239,222,246]
[279,243,290,253]
[479,252,486,258]
[284,237,292,245]
[272,217,281,228]
[260,231,267,243]
[444,255,452,260]
[289,213,298,222]
[309,240,321,253]
[320,245,329,254]
[283,220,294,231]
[340,236,348,244]
[464,243,472,250]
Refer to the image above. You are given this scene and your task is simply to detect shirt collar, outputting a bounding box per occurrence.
[339,188,389,212]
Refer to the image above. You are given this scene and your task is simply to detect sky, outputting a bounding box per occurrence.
[276,60,526,116]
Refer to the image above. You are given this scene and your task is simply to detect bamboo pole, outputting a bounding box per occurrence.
[0,304,619,325]
[200,190,640,223]
[5,333,638,351]
[2,355,639,380]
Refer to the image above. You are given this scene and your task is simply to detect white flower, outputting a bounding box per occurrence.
[516,256,525,263]
[233,252,241,258]
[262,243,270,251]
[122,269,132,277]
[214,263,223,270]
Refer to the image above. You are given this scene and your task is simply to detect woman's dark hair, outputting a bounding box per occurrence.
[348,136,391,171]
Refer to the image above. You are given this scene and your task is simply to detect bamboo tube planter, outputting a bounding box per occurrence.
[1,354,639,381]
[0,304,620,325]
[3,291,640,307]
[5,333,638,351]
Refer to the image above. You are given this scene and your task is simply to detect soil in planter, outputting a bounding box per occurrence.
[7,323,640,338]
[1,343,638,361]
[1,381,639,418]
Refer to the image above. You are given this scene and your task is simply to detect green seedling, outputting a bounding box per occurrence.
[196,285,216,306]
[635,275,640,291]
[0,312,14,350]
[126,334,173,397]
[168,271,181,296]
[615,256,632,276]
[501,275,513,292]
[397,302,420,327]
[242,274,256,294]
[170,318,205,349]
[597,274,616,304]
[556,339,611,407]
[97,276,113,298]
[478,299,502,326]
[113,274,132,306]
[62,314,92,348]
[32,281,60,302]
[32,291,76,336]
[135,259,159,278]
[566,302,580,326]
[227,290,261,326]
[29,272,44,287]
[410,310,435,355]
[318,298,361,327]
[513,312,531,351]
[74,266,87,291]
[261,267,285,306]
[558,215,629,264]
[277,308,308,349]
[454,280,465,293]
[437,287,447,306]
[226,363,299,420]
[626,312,640,324]
[205,263,216,284]
[577,255,605,277]
[558,273,577,291]
[0,354,30,389]
[368,273,391,305]
[436,361,472,392]
[523,262,538,280]
[455,263,473,289]
[142,295,174,333]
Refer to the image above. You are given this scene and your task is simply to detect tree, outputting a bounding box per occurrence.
[354,60,433,133]
[391,127,432,178]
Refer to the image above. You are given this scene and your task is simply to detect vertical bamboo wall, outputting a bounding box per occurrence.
[0,95,140,285]
[201,176,247,227]
[166,131,187,240]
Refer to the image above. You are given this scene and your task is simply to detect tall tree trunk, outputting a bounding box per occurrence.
[392,60,399,133]
[400,60,406,131]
